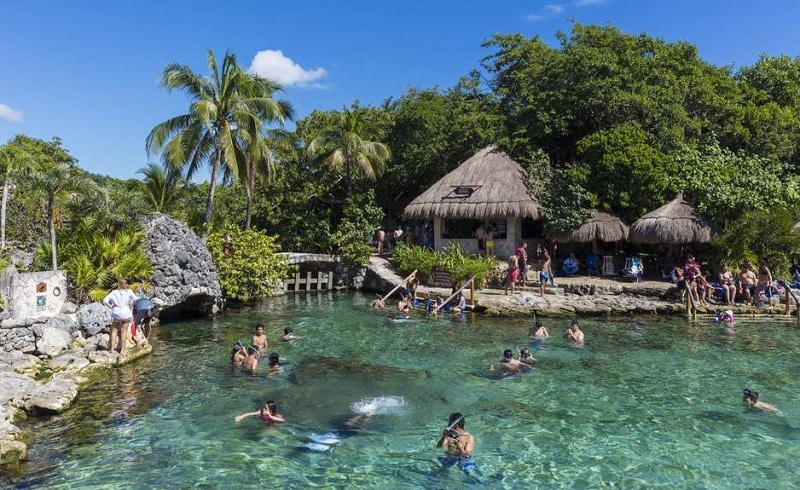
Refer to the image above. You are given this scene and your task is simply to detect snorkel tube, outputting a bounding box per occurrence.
[444,414,465,439]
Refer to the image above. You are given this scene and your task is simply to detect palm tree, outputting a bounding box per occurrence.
[146,50,292,234]
[307,105,392,196]
[24,162,97,271]
[137,162,186,213]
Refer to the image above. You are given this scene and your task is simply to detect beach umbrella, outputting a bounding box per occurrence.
[628,193,713,244]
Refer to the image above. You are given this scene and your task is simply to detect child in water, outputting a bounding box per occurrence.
[282,327,302,342]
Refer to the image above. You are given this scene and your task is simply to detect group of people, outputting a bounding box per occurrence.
[503,242,558,298]
[671,257,776,306]
[230,323,298,374]
[375,225,407,255]
[102,278,155,355]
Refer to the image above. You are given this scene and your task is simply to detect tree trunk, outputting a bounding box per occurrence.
[1,176,9,248]
[48,196,57,271]
[244,158,253,230]
[203,151,221,236]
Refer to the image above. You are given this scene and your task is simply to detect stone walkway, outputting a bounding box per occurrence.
[367,256,793,318]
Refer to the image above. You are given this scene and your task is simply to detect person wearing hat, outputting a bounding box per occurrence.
[567,320,584,344]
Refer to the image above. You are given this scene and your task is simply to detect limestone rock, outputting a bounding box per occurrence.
[24,373,79,413]
[0,351,39,372]
[0,371,37,405]
[141,213,222,320]
[50,353,91,372]
[77,302,111,337]
[33,316,77,357]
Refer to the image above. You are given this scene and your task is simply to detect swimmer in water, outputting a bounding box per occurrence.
[529,320,549,338]
[519,347,535,365]
[489,349,531,374]
[267,352,283,373]
[437,412,477,475]
[230,341,246,366]
[243,344,259,373]
[282,327,302,342]
[235,400,286,424]
[567,319,585,345]
[252,323,268,354]
[742,389,779,413]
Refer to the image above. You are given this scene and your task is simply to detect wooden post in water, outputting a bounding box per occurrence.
[470,279,476,309]
[786,287,791,316]
[380,269,418,303]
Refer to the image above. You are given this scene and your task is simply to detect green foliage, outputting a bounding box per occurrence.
[392,244,496,287]
[208,224,289,302]
[712,208,800,278]
[330,192,384,264]
[34,227,153,304]
[672,139,800,225]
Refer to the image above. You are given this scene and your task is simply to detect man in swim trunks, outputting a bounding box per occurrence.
[515,242,529,284]
[738,263,757,305]
[539,254,552,297]
[252,323,268,354]
[437,412,476,474]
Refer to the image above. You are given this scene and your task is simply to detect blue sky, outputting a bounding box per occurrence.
[1,0,799,180]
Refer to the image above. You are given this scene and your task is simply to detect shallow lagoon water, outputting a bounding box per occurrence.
[5,292,800,488]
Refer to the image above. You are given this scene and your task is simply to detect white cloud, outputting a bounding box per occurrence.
[544,4,565,14]
[575,0,608,6]
[247,50,327,88]
[0,104,23,122]
[525,14,545,22]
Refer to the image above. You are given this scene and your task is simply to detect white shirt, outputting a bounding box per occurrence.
[103,288,138,320]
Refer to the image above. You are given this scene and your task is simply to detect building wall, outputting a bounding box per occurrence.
[433,217,523,259]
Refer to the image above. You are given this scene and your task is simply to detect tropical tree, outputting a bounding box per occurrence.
[308,105,392,196]
[24,161,97,270]
[145,50,292,233]
[137,162,187,214]
[0,146,33,248]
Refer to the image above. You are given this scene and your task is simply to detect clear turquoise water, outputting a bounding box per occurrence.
[5,293,800,489]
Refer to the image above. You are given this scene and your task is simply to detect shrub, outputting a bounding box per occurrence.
[392,244,496,287]
[208,225,290,302]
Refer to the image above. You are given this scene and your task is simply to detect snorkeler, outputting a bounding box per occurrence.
[519,348,535,365]
[243,345,259,373]
[437,412,477,475]
[230,341,246,366]
[742,389,779,413]
[529,320,549,338]
[252,323,268,354]
[489,349,531,374]
[714,309,735,324]
[235,400,286,424]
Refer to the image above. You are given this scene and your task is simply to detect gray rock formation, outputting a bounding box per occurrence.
[77,302,111,337]
[24,372,80,413]
[141,213,222,320]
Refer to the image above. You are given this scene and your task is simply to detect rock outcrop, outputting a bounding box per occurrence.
[141,213,223,320]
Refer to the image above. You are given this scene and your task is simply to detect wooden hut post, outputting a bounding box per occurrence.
[471,279,476,308]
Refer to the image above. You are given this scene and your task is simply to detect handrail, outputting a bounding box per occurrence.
[380,269,417,303]
[431,276,476,315]
[778,280,800,326]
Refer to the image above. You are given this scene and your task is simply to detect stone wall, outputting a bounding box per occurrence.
[2,269,67,320]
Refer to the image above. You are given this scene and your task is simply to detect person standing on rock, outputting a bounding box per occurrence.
[103,279,138,355]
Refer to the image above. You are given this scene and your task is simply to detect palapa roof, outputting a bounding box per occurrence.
[550,210,629,243]
[628,193,713,244]
[402,145,540,220]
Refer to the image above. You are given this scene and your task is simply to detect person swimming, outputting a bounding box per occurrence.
[529,320,549,338]
[230,341,246,366]
[282,327,302,342]
[235,400,286,424]
[489,349,531,374]
[243,344,259,373]
[742,388,779,413]
[267,352,283,373]
[714,309,735,324]
[519,347,535,365]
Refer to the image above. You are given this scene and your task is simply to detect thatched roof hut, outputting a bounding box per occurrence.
[550,210,629,243]
[628,193,713,244]
[402,145,540,220]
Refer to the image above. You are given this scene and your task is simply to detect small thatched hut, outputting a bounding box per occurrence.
[551,210,629,243]
[402,145,541,257]
[628,193,713,244]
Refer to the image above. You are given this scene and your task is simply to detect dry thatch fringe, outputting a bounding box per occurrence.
[550,210,629,243]
[628,193,713,244]
[402,145,540,220]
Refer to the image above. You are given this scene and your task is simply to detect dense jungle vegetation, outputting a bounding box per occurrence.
[3,23,800,301]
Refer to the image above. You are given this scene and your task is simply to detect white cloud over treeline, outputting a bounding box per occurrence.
[248,50,327,88]
[0,104,23,122]
[526,0,608,22]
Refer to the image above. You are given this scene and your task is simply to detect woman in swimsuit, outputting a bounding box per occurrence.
[235,400,286,423]
[718,265,736,305]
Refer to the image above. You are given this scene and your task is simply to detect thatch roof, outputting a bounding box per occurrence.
[628,193,713,244]
[550,210,629,243]
[402,145,540,220]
